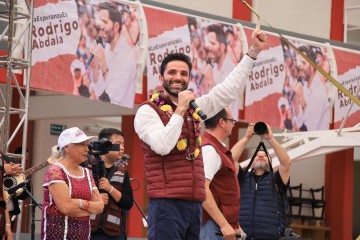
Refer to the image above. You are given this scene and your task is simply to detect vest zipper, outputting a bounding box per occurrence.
[251,179,258,237]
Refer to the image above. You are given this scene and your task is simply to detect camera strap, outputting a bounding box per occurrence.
[240,141,273,184]
[240,141,291,234]
[106,165,117,179]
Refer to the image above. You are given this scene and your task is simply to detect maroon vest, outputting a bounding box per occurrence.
[201,131,240,229]
[90,166,125,236]
[139,94,205,201]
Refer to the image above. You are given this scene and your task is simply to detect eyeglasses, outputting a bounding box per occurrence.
[222,118,237,124]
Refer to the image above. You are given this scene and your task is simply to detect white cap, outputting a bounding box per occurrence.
[70,59,86,77]
[277,96,289,110]
[58,127,97,150]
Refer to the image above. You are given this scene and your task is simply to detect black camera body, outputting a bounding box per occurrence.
[90,157,106,182]
[88,138,112,156]
[87,138,112,187]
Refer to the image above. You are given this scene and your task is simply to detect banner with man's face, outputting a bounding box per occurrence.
[31,0,143,108]
[244,29,332,131]
[332,47,360,128]
[11,1,358,129]
[144,7,246,119]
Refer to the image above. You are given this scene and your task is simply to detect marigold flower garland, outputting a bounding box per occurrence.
[150,91,202,160]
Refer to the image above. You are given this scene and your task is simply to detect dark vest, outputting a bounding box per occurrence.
[240,171,287,239]
[139,93,205,201]
[91,165,126,236]
[201,132,240,229]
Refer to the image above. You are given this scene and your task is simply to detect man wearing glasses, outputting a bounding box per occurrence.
[200,107,245,240]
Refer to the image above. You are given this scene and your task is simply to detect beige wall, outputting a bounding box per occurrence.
[149,0,233,18]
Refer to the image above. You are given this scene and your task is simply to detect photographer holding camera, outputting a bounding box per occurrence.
[88,128,133,240]
[233,123,292,239]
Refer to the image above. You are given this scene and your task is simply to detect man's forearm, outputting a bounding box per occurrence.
[203,187,229,228]
[268,138,290,166]
[231,136,251,165]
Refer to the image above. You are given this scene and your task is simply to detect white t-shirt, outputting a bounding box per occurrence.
[303,73,330,130]
[104,35,137,108]
[202,144,227,181]
[213,54,240,119]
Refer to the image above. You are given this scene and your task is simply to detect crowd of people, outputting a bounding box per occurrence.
[133,28,294,240]
[39,126,135,240]
[0,28,299,240]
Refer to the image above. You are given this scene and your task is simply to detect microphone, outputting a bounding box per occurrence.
[215,230,247,240]
[289,77,303,104]
[198,58,213,85]
[8,179,30,195]
[189,100,207,120]
[85,36,103,68]
[284,228,301,238]
[122,154,131,161]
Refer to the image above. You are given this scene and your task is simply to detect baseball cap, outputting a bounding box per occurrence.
[58,127,97,150]
[70,59,86,76]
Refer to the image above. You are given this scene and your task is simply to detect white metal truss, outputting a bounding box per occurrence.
[0,0,33,161]
[240,124,360,169]
[0,0,34,239]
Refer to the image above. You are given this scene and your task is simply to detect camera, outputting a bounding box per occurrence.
[87,138,112,186]
[88,138,113,156]
[254,121,268,135]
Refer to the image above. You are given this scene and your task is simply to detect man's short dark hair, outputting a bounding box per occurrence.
[204,108,228,129]
[98,2,122,33]
[98,128,124,140]
[160,53,192,76]
[207,24,227,49]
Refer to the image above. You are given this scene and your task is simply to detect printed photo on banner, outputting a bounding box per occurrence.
[31,0,141,109]
[243,29,286,127]
[187,17,245,100]
[145,8,246,119]
[243,30,332,132]
[332,48,360,128]
[279,40,331,131]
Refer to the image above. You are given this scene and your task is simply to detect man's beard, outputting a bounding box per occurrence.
[162,78,188,97]
[254,161,267,170]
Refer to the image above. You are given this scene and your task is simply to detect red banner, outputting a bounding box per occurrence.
[332,48,360,128]
[144,7,247,119]
[24,2,360,129]
[31,0,143,108]
[244,32,332,131]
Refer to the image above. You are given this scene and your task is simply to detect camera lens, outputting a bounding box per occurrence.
[254,122,268,135]
[101,140,112,151]
[88,138,113,155]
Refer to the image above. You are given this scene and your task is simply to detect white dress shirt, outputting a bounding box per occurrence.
[134,55,254,155]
